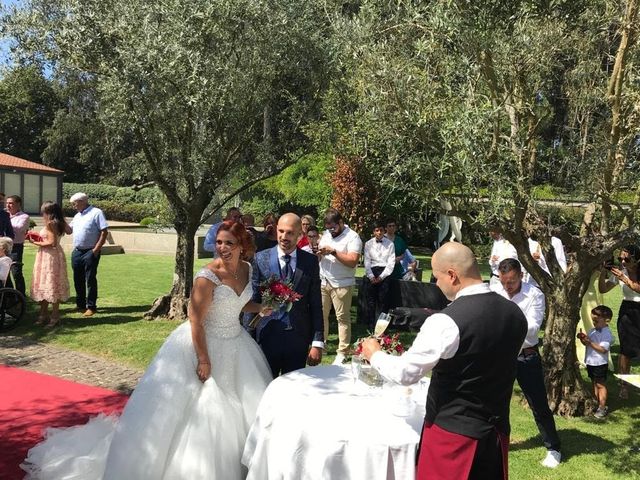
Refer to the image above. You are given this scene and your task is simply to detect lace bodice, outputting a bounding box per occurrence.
[195,265,253,338]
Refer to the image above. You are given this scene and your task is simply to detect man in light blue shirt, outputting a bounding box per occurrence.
[67,192,109,317]
[203,207,242,253]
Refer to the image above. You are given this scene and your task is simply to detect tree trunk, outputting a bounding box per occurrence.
[542,285,596,416]
[145,219,198,320]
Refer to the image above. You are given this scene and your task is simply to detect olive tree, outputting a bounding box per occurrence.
[5,0,336,318]
[327,0,639,415]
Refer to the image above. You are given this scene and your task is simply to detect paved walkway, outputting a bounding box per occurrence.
[0,335,142,394]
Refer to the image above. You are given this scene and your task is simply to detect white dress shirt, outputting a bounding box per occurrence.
[551,236,567,272]
[491,281,544,349]
[370,283,492,385]
[584,326,614,366]
[363,236,395,280]
[489,237,518,275]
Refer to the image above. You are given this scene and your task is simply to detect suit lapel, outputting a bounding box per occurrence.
[292,249,304,290]
[269,246,281,279]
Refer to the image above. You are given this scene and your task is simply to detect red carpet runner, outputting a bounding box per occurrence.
[0,365,128,480]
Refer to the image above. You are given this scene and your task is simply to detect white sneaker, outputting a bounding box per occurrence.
[541,449,561,468]
[332,353,346,365]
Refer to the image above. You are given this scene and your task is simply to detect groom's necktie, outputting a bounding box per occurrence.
[282,254,293,282]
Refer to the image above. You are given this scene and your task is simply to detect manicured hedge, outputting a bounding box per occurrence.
[63,183,163,205]
[62,183,163,222]
[62,200,159,223]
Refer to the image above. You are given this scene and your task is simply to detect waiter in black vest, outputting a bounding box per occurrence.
[363,242,527,480]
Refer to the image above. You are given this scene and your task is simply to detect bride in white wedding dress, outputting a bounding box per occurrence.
[22,221,273,480]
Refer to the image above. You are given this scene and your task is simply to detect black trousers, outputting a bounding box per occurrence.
[71,248,101,310]
[364,267,391,328]
[259,320,309,377]
[517,350,561,451]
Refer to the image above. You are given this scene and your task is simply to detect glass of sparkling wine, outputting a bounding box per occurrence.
[351,355,362,384]
[374,312,390,338]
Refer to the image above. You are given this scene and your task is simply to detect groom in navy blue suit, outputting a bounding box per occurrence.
[251,213,324,376]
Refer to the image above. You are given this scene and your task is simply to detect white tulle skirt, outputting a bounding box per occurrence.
[22,322,273,480]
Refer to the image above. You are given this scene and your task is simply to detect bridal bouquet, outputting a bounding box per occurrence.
[248,276,302,328]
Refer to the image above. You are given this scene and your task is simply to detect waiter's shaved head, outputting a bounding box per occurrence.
[432,242,483,300]
[432,242,481,279]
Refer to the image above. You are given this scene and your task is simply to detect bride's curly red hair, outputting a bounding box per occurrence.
[216,220,256,260]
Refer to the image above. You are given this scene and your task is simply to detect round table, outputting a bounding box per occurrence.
[242,365,429,480]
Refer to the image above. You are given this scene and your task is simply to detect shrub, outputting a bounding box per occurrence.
[63,183,163,204]
[139,217,157,226]
[63,200,159,223]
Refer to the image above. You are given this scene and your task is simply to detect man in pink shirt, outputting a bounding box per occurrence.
[6,195,29,295]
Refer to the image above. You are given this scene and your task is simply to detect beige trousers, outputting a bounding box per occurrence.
[321,284,354,355]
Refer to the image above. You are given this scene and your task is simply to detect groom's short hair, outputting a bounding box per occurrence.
[323,208,343,225]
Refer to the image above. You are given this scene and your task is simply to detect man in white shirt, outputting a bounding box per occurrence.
[488,230,518,285]
[363,220,395,330]
[362,242,526,479]
[318,208,362,365]
[492,258,562,469]
[524,236,568,286]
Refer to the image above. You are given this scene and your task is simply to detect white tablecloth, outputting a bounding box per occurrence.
[242,365,429,480]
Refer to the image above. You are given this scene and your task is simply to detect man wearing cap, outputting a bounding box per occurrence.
[67,192,109,317]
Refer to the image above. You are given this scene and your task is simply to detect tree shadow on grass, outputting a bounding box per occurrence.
[511,427,617,459]
[604,408,640,477]
[511,408,640,477]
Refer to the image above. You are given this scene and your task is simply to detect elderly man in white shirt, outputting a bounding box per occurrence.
[492,258,562,469]
[318,208,362,365]
[67,192,109,316]
[362,220,395,330]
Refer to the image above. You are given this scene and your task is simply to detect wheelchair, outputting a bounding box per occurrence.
[0,263,27,332]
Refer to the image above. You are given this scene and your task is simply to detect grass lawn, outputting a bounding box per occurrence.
[4,246,640,478]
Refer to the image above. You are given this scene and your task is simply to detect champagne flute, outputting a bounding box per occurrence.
[350,355,362,384]
[373,312,390,338]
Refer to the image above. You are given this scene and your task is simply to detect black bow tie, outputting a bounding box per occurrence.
[376,239,383,243]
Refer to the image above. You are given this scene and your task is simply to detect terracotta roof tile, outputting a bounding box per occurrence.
[0,152,64,174]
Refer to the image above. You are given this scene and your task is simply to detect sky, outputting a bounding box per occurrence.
[0,0,23,68]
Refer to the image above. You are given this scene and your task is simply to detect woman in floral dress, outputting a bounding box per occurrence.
[29,201,70,328]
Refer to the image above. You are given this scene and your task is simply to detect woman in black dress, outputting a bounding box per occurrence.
[599,244,640,399]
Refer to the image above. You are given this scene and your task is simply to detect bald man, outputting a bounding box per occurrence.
[250,213,324,376]
[363,243,527,480]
